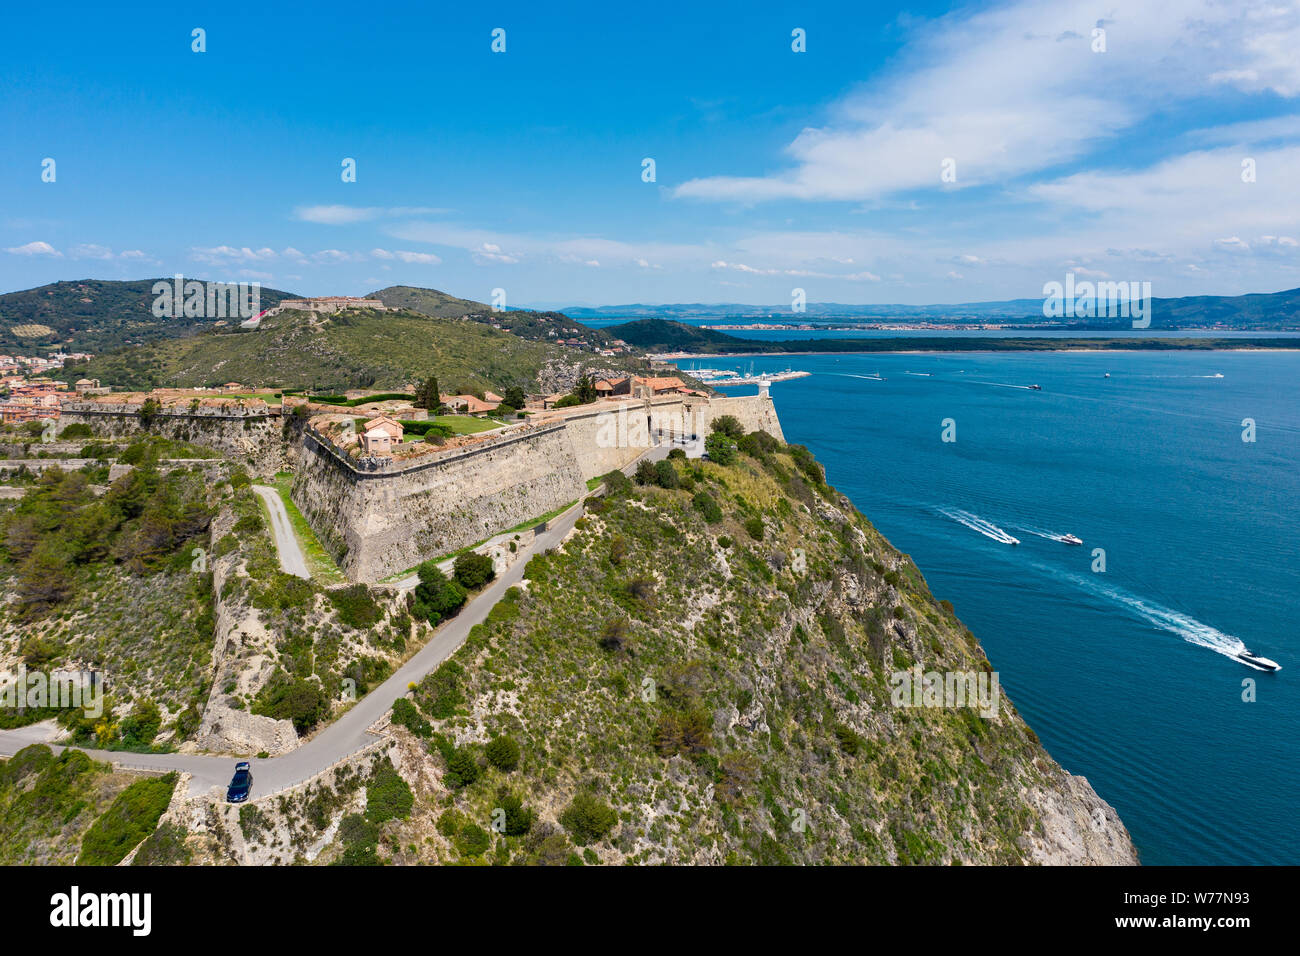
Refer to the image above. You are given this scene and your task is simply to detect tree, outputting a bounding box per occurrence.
[445,748,480,788]
[453,551,495,589]
[503,385,526,409]
[704,432,737,465]
[412,561,467,624]
[653,460,679,489]
[574,374,597,404]
[559,792,618,845]
[414,375,441,410]
[710,414,745,439]
[485,735,521,771]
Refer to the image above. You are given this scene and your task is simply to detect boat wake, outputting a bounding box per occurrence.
[1052,567,1251,663]
[940,508,1020,545]
[969,380,1036,390]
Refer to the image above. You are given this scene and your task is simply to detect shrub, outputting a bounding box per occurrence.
[411,562,467,624]
[667,447,686,460]
[597,618,630,652]
[335,813,380,866]
[76,773,177,866]
[559,792,618,846]
[787,443,825,484]
[710,414,745,439]
[626,577,656,606]
[131,821,192,866]
[445,748,480,788]
[601,470,632,496]
[416,661,465,718]
[329,585,382,628]
[496,791,535,836]
[457,823,491,856]
[692,491,722,523]
[485,735,521,771]
[634,459,657,485]
[255,676,328,733]
[391,698,431,737]
[554,394,581,408]
[453,552,495,590]
[704,432,737,465]
[653,460,679,489]
[744,516,765,541]
[366,762,414,824]
[58,423,93,440]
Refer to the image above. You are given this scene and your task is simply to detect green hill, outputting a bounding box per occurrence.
[67,305,636,393]
[368,285,491,318]
[372,285,617,349]
[0,279,298,354]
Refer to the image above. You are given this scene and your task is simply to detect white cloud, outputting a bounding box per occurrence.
[294,205,453,224]
[5,241,61,256]
[674,0,1300,204]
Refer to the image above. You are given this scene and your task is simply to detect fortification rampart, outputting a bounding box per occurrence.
[56,402,286,475]
[289,393,783,582]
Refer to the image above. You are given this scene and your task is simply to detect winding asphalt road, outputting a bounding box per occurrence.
[0,443,676,801]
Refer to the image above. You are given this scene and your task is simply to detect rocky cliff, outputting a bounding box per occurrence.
[179,431,1136,866]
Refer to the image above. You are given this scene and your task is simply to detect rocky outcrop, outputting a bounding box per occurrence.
[1024,772,1139,865]
[191,509,298,757]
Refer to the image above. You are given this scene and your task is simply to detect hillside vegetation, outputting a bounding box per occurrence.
[0,279,297,353]
[372,285,619,350]
[67,306,621,393]
[0,745,175,865]
[276,433,1135,865]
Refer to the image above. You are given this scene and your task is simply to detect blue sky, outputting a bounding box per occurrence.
[2,0,1298,306]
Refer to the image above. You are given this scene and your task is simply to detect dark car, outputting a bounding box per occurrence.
[226,761,253,803]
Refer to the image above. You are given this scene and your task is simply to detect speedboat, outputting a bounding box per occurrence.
[1235,649,1281,672]
[1103,373,1110,378]
[1007,536,1020,546]
[1061,534,1083,545]
[1028,384,1042,390]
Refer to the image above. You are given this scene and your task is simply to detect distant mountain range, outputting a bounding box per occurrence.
[561,286,1300,330]
[4,279,1299,359]
[611,319,1300,355]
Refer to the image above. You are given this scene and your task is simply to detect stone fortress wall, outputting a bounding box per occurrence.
[291,392,784,583]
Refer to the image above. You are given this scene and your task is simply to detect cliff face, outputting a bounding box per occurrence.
[369,438,1136,865]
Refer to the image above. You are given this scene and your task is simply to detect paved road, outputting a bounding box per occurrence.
[253,484,310,579]
[0,441,683,800]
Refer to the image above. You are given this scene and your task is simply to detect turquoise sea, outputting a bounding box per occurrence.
[686,347,1298,866]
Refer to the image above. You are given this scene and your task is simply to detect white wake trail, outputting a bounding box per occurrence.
[941,508,1020,544]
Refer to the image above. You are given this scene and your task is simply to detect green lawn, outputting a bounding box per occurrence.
[223,392,283,405]
[270,471,347,585]
[431,414,501,435]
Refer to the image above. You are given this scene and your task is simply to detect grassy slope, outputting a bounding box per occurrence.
[69,307,570,392]
[0,746,174,865]
[369,285,490,317]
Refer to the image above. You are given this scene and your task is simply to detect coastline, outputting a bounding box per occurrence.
[660,345,1300,359]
